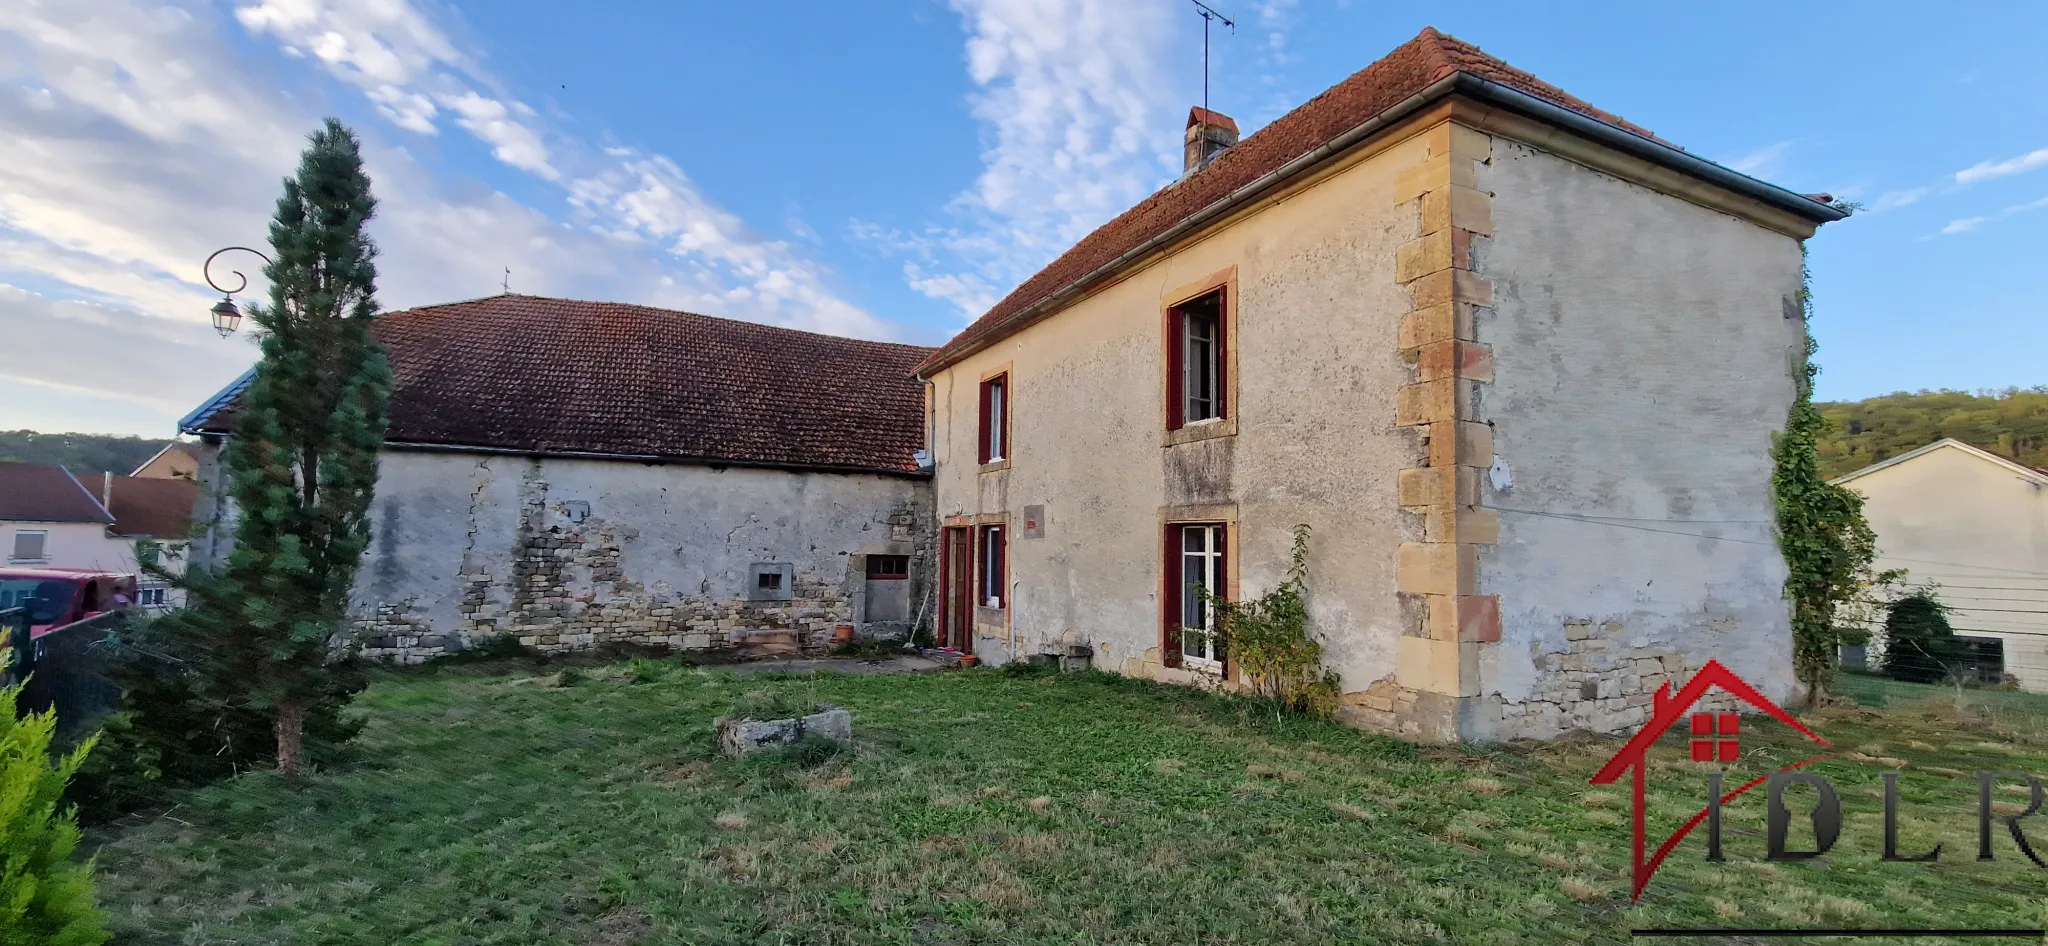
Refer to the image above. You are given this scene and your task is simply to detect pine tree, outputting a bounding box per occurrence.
[0,685,109,945]
[201,119,391,779]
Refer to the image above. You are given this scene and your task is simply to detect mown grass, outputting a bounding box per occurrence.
[90,661,2048,945]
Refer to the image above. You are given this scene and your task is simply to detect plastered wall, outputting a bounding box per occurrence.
[927,126,1426,689]
[1469,135,1805,736]
[337,451,930,661]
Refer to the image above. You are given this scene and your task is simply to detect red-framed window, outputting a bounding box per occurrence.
[1690,712,1740,762]
[1165,289,1227,430]
[977,524,1006,608]
[1162,522,1226,669]
[978,374,1009,463]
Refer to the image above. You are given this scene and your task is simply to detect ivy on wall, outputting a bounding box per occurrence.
[1772,245,1882,703]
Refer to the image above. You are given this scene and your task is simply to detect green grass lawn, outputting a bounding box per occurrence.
[90,661,2048,945]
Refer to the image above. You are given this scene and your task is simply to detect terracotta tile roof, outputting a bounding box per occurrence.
[105,475,198,538]
[189,295,935,475]
[0,462,112,524]
[918,27,1669,374]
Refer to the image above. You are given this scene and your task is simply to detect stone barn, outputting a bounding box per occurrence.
[183,294,935,662]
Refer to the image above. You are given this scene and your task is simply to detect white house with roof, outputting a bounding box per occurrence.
[1833,438,2048,691]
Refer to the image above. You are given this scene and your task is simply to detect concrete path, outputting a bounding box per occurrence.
[716,654,948,676]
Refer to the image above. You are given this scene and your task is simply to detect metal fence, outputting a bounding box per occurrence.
[5,607,125,743]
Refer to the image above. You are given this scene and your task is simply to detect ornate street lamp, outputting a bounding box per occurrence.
[203,246,271,337]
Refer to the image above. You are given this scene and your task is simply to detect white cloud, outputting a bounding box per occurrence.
[1868,187,1927,212]
[1931,194,2048,238]
[0,0,897,435]
[1939,216,1985,235]
[1723,140,1795,177]
[438,91,555,179]
[854,0,1186,319]
[368,84,438,135]
[1955,147,2048,185]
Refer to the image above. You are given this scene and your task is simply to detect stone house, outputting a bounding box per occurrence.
[914,28,1846,740]
[182,294,935,662]
[1833,439,2048,691]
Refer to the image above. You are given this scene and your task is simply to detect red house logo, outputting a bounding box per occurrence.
[1589,659,1834,901]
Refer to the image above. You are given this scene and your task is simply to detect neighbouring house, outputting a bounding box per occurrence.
[181,294,935,663]
[130,441,202,481]
[915,28,1846,741]
[1832,438,2048,691]
[0,461,196,608]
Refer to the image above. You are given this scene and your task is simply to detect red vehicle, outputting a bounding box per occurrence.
[0,567,138,637]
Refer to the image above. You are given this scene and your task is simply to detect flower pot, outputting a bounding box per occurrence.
[957,653,979,668]
[832,624,855,644]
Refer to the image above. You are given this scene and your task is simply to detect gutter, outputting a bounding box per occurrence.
[922,73,1846,376]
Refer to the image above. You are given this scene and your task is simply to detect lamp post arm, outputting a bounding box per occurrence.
[203,246,272,296]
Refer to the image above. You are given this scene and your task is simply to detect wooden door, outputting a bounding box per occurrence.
[941,526,973,650]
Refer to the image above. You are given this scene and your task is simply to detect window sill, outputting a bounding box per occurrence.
[1161,416,1237,447]
[979,458,1011,474]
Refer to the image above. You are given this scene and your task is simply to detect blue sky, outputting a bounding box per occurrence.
[2,0,2043,437]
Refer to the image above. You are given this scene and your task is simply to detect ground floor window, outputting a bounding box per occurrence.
[1171,522,1226,670]
[978,525,1005,608]
[137,587,168,607]
[1953,635,2007,684]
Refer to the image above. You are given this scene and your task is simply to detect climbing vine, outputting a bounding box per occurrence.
[1772,245,1882,704]
[1205,524,1340,717]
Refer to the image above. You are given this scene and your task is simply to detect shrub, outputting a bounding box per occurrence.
[1205,524,1340,717]
[0,684,110,945]
[1882,592,1959,685]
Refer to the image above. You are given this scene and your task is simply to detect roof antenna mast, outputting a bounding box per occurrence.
[502,266,511,295]
[1189,0,1235,115]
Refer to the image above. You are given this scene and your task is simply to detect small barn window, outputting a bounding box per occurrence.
[1166,289,1227,430]
[747,562,794,601]
[865,555,909,580]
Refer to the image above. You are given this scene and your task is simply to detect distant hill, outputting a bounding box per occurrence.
[1817,388,2048,479]
[0,430,175,476]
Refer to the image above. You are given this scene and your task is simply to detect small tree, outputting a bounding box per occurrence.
[1881,591,1958,685]
[0,685,110,945]
[1204,525,1339,717]
[177,119,392,779]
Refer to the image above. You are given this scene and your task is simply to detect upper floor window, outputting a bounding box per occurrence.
[1167,289,1227,429]
[10,530,47,563]
[978,373,1009,463]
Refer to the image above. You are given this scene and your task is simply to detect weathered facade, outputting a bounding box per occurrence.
[917,29,1843,740]
[184,295,935,662]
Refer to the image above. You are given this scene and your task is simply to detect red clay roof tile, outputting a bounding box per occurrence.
[0,462,112,524]
[191,295,934,475]
[105,475,198,538]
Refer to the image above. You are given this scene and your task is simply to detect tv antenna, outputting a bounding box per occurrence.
[502,266,511,294]
[1189,0,1235,115]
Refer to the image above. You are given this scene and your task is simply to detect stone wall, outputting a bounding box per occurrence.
[342,450,932,663]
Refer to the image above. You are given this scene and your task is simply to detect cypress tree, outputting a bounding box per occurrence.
[199,119,391,778]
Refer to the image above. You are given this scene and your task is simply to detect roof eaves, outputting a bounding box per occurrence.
[180,367,256,434]
[918,71,1847,379]
[381,440,931,479]
[1830,437,2048,488]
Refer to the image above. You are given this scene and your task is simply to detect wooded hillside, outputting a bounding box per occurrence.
[0,430,174,475]
[1817,388,2048,479]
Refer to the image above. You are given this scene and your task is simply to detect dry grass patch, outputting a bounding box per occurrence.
[1025,795,1052,813]
[711,811,749,829]
[1559,878,1607,902]
[1465,777,1507,796]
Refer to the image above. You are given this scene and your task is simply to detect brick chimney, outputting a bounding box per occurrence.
[1184,107,1238,174]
